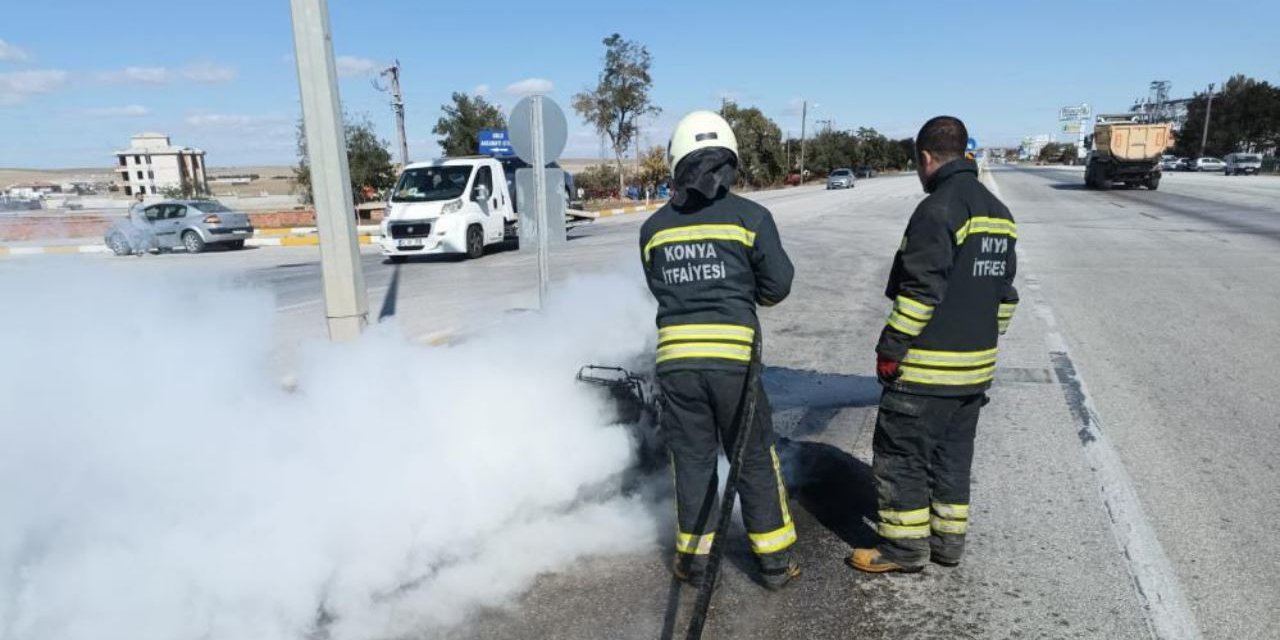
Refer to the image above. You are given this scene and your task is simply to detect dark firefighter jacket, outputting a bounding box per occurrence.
[876,159,1019,396]
[640,191,794,373]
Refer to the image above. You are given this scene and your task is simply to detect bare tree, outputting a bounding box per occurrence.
[572,34,661,197]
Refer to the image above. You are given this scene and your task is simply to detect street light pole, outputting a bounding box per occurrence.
[799,100,807,184]
[289,0,368,342]
[1199,83,1215,158]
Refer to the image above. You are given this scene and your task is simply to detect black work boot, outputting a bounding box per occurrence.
[672,555,710,587]
[929,533,966,567]
[758,551,801,591]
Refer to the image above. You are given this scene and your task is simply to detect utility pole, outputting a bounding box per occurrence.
[289,0,368,341]
[1199,83,1215,158]
[377,60,409,167]
[799,100,807,184]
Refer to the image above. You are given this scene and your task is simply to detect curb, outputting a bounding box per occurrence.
[588,203,663,219]
[1,230,381,256]
[0,245,112,257]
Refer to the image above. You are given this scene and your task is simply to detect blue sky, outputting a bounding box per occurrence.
[2,0,1277,168]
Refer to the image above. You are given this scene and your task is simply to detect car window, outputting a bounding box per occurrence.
[143,206,165,222]
[191,201,231,214]
[473,166,493,199]
[166,205,187,219]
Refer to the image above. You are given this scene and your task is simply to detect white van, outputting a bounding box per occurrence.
[379,157,515,262]
[1224,153,1263,176]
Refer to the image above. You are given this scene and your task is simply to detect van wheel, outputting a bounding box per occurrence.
[465,225,484,260]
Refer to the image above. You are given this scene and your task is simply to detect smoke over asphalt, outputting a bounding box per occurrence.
[0,263,661,640]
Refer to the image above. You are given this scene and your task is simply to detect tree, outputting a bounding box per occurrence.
[432,92,506,157]
[721,103,785,187]
[161,177,206,200]
[573,33,661,198]
[574,163,622,199]
[636,146,668,188]
[1176,75,1280,157]
[294,113,397,205]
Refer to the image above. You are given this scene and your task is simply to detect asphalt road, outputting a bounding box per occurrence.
[12,169,1278,638]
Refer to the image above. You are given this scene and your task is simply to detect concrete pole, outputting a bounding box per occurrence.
[1199,83,1215,158]
[289,0,368,341]
[383,61,410,167]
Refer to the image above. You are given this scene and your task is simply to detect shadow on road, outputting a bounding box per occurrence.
[779,437,878,549]
[764,367,880,438]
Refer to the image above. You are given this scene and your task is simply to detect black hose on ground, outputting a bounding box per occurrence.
[681,333,764,640]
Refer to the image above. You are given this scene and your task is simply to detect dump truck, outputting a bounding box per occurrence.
[1084,115,1173,190]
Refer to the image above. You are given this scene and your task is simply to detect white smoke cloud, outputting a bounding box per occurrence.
[505,77,554,96]
[0,263,660,640]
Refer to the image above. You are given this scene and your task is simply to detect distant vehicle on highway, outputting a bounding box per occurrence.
[1160,155,1180,171]
[826,168,855,190]
[1083,117,1171,190]
[1224,153,1263,176]
[1192,157,1226,172]
[105,199,253,256]
[380,157,515,262]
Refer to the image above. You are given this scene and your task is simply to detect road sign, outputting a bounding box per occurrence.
[510,96,567,164]
[966,137,977,152]
[478,129,513,156]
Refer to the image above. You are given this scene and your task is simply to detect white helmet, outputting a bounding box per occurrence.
[667,110,738,176]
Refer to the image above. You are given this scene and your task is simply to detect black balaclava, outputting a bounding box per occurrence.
[671,147,738,210]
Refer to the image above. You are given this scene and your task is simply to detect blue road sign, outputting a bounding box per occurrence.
[479,129,514,157]
[966,137,977,152]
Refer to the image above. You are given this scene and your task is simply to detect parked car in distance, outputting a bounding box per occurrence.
[1176,157,1192,171]
[1192,157,1226,172]
[1160,155,1180,171]
[105,199,253,256]
[1224,153,1263,176]
[855,166,878,179]
[826,168,855,189]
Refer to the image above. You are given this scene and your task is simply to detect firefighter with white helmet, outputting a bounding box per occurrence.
[639,110,799,590]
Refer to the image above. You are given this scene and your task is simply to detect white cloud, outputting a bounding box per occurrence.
[0,69,68,105]
[505,77,554,96]
[182,61,237,84]
[0,39,30,63]
[335,56,377,78]
[97,66,169,85]
[472,84,490,97]
[85,105,149,118]
[184,113,287,129]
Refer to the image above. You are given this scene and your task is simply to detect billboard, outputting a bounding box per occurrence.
[1063,122,1082,135]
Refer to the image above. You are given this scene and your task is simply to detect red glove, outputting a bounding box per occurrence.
[876,355,901,385]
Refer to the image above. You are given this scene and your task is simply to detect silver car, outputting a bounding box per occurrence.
[105,199,254,255]
[826,168,856,189]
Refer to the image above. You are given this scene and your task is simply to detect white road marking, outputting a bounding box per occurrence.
[987,170,1203,640]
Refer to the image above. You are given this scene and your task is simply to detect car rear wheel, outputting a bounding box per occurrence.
[465,225,484,260]
[182,230,205,254]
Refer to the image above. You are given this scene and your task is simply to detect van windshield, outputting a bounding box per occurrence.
[1235,155,1261,162]
[392,166,472,202]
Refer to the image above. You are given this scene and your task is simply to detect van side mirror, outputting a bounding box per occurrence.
[473,184,490,202]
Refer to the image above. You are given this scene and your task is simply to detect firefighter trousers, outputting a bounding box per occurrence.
[872,389,984,566]
[657,369,797,572]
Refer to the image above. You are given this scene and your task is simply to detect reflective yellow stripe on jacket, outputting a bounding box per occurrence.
[998,301,1017,335]
[643,224,757,262]
[886,295,934,337]
[898,348,997,386]
[954,216,1017,245]
[656,323,755,365]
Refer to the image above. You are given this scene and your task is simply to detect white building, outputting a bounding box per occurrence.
[114,133,208,196]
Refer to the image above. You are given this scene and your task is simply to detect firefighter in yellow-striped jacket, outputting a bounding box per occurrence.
[850,116,1019,574]
[639,111,799,590]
